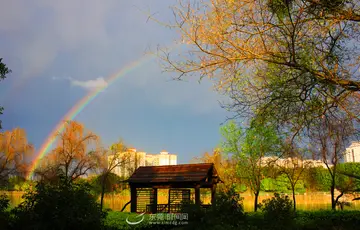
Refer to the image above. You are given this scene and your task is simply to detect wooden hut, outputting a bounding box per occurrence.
[127,163,221,213]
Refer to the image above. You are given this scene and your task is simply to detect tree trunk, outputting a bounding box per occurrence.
[291,184,296,211]
[330,184,336,210]
[335,192,344,210]
[100,173,107,210]
[254,191,259,212]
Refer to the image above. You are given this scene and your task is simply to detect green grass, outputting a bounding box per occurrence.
[105,212,150,229]
[103,210,360,230]
[104,211,185,230]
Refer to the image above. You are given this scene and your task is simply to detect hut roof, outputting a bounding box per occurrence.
[127,163,219,184]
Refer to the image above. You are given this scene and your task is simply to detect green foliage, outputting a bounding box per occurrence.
[181,187,245,230]
[0,58,11,80]
[104,212,169,230]
[303,167,332,191]
[260,193,295,229]
[220,118,281,211]
[295,210,360,230]
[10,177,107,230]
[0,194,10,212]
[0,194,11,230]
[261,178,277,192]
[219,120,243,156]
[91,172,123,195]
[6,176,27,191]
[267,0,290,19]
[337,163,360,192]
[0,58,11,129]
[242,119,281,159]
[245,210,360,230]
[302,163,360,194]
[211,187,245,225]
[261,176,305,193]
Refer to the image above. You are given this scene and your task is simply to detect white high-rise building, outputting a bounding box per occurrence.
[109,148,177,178]
[345,141,360,163]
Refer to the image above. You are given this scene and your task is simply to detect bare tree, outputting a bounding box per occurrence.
[309,115,356,210]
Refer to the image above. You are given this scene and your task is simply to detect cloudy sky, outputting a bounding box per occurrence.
[0,0,231,164]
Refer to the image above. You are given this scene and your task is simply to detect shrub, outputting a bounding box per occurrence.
[10,176,107,230]
[295,210,360,230]
[259,193,294,229]
[181,186,245,230]
[0,194,10,230]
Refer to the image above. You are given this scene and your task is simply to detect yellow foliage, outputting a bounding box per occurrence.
[0,128,33,180]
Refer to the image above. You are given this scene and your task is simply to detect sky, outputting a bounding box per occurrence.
[0,0,231,164]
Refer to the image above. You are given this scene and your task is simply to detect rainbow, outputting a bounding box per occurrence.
[27,54,155,180]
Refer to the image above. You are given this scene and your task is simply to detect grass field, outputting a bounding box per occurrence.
[4,189,360,212]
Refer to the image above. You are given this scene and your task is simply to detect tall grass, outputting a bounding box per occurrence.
[3,190,360,212]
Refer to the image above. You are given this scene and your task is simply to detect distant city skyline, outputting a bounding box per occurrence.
[109,148,177,178]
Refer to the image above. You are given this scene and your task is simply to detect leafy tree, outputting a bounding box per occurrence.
[273,141,310,211]
[158,0,360,134]
[93,140,129,210]
[220,119,281,211]
[34,121,100,183]
[0,128,33,186]
[310,116,356,210]
[192,148,242,192]
[0,58,11,130]
[11,176,106,230]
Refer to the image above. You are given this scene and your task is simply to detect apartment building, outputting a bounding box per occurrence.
[345,141,360,163]
[109,148,177,178]
[260,156,329,168]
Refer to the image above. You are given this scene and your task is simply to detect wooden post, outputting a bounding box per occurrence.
[130,185,137,213]
[195,186,201,205]
[211,184,216,205]
[153,188,158,213]
[168,189,171,213]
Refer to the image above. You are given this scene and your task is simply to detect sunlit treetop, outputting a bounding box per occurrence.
[159,0,360,133]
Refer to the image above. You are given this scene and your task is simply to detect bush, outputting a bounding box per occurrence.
[181,186,245,230]
[10,177,107,230]
[0,194,10,230]
[259,193,294,229]
[295,210,360,230]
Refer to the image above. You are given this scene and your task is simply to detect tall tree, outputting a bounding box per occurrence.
[0,58,11,129]
[35,121,100,183]
[273,141,310,211]
[0,128,33,185]
[192,148,240,192]
[220,119,280,211]
[94,140,129,209]
[309,115,356,210]
[158,0,360,133]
